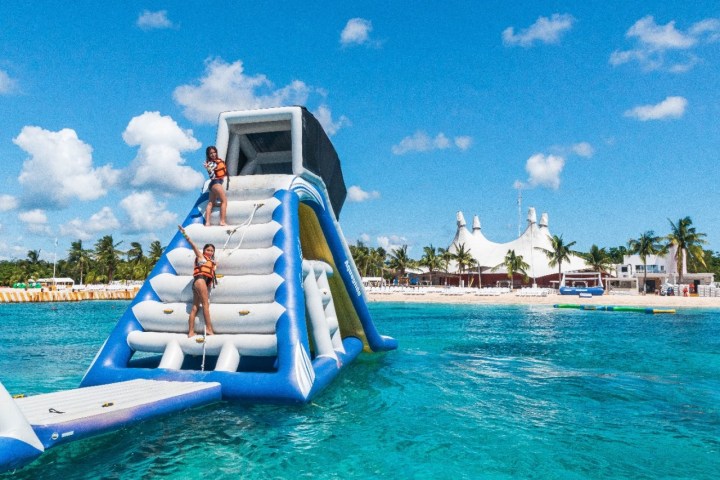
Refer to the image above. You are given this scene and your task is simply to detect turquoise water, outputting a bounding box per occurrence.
[1,301,719,479]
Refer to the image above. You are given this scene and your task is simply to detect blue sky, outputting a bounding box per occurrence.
[1,1,719,262]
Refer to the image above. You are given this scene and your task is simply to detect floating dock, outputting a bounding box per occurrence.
[0,380,220,471]
[554,304,676,314]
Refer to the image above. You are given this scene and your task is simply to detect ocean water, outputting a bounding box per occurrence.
[1,300,719,479]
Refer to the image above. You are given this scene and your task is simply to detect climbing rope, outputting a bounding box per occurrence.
[223,202,263,255]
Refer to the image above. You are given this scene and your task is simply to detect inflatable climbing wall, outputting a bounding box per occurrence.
[81,107,397,403]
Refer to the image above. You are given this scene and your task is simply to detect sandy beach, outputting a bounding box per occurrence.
[367,289,720,309]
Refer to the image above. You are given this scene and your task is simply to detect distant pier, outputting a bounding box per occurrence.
[0,287,138,303]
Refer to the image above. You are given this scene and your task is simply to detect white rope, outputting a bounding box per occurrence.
[225,202,263,256]
[200,321,207,372]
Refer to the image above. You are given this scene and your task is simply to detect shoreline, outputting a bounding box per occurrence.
[367,289,720,309]
[0,287,138,303]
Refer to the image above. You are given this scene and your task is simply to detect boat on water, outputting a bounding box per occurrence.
[558,271,604,296]
[0,106,396,472]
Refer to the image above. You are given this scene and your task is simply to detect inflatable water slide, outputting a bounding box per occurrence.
[0,106,396,472]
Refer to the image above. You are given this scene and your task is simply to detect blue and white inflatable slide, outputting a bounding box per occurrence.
[0,106,396,472]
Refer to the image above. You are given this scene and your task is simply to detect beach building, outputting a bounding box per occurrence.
[615,249,714,293]
[443,207,589,288]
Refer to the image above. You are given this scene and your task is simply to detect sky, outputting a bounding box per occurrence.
[1,1,719,263]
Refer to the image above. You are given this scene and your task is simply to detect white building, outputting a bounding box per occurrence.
[448,207,588,281]
[616,248,714,292]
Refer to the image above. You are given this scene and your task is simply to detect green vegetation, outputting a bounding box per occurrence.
[0,236,166,286]
[2,216,718,287]
[343,215,718,286]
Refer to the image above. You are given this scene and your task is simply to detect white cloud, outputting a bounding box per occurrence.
[624,96,687,121]
[120,191,178,233]
[627,16,695,49]
[690,18,720,40]
[13,126,120,208]
[313,104,350,136]
[137,10,174,30]
[60,207,120,240]
[173,58,311,124]
[377,235,407,254]
[454,136,473,151]
[0,194,18,211]
[358,233,371,244]
[0,69,18,94]
[502,13,575,47]
[525,153,565,190]
[123,111,205,192]
[19,209,52,235]
[347,185,380,203]
[571,142,594,157]
[19,209,47,224]
[392,131,471,155]
[341,18,374,46]
[610,16,720,72]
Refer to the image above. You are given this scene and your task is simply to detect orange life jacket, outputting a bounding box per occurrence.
[193,256,216,281]
[211,159,227,180]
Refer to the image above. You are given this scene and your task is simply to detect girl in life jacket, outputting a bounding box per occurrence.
[178,225,217,337]
[204,145,228,227]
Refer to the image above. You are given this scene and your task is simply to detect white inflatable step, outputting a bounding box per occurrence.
[166,246,283,276]
[132,300,285,334]
[203,197,280,225]
[150,273,283,304]
[183,222,281,249]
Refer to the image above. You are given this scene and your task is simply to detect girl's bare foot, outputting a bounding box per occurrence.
[206,329,215,336]
[187,331,194,337]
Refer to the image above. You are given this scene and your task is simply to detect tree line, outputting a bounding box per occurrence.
[0,235,164,286]
[1,216,718,287]
[349,216,720,286]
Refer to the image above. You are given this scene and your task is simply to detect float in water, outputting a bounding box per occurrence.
[0,106,396,472]
[554,304,676,314]
[558,271,605,296]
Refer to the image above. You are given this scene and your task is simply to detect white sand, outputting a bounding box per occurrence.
[367,290,720,309]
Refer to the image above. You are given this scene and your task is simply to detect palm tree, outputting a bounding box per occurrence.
[350,241,371,276]
[608,245,629,264]
[582,245,613,274]
[437,247,454,286]
[491,249,530,288]
[127,241,148,279]
[667,217,707,283]
[94,235,123,284]
[628,231,663,293]
[451,243,477,286]
[67,240,92,285]
[368,247,387,278]
[537,234,578,279]
[24,249,46,281]
[387,245,413,284]
[419,244,442,286]
[148,240,164,267]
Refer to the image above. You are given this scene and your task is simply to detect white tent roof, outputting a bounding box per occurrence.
[448,208,587,278]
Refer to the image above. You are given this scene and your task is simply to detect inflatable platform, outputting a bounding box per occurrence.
[81,106,396,402]
[0,106,396,472]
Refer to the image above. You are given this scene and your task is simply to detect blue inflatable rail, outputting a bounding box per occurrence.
[0,107,396,472]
